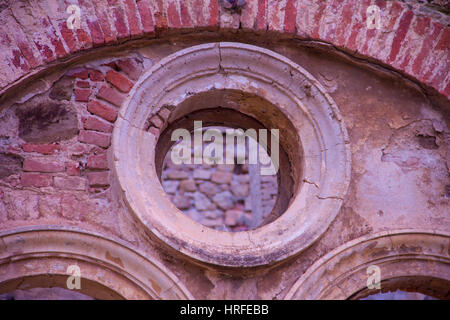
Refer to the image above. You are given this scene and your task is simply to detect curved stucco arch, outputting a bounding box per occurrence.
[0,226,194,300]
[112,42,351,267]
[284,229,450,300]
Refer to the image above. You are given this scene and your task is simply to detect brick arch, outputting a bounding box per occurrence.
[0,0,448,99]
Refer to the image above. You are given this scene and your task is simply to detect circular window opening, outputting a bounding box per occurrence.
[113,42,350,266]
[154,90,300,233]
[160,122,280,232]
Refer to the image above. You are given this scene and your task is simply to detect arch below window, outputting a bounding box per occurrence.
[113,42,351,267]
[284,229,450,300]
[0,227,193,300]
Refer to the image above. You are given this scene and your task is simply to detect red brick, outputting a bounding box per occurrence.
[83,115,114,133]
[68,68,89,79]
[88,171,110,187]
[93,0,117,44]
[413,16,431,37]
[77,80,90,88]
[386,2,406,31]
[350,0,371,52]
[124,0,142,37]
[76,28,93,50]
[97,85,126,106]
[412,21,439,75]
[10,51,24,74]
[87,19,105,46]
[387,10,414,64]
[18,40,40,69]
[7,22,41,68]
[311,1,327,39]
[376,0,387,10]
[6,145,22,155]
[398,54,412,70]
[283,0,297,34]
[360,31,378,57]
[116,59,142,81]
[77,0,104,46]
[256,0,267,31]
[54,176,86,191]
[59,21,78,53]
[10,40,29,72]
[32,18,56,63]
[345,1,367,51]
[180,1,194,28]
[34,41,55,63]
[10,48,29,72]
[113,5,130,39]
[78,130,111,148]
[190,0,205,27]
[208,0,219,28]
[88,69,104,81]
[87,100,118,122]
[21,172,53,187]
[103,61,118,69]
[268,0,284,32]
[42,17,67,58]
[70,144,92,157]
[137,0,155,34]
[105,70,134,93]
[153,11,168,30]
[167,0,182,29]
[435,28,449,51]
[23,158,64,173]
[65,161,81,176]
[74,88,91,102]
[22,143,61,155]
[334,0,354,47]
[87,153,108,169]
[322,0,345,42]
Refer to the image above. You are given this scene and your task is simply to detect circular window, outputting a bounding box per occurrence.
[113,42,351,267]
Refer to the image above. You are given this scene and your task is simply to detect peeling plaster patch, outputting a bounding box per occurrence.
[381,120,446,171]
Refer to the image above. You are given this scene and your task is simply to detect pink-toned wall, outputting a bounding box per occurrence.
[0,0,448,300]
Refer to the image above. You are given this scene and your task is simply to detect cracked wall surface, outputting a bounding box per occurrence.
[0,0,448,300]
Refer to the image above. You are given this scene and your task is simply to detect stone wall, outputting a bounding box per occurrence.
[161,135,278,231]
[0,0,448,300]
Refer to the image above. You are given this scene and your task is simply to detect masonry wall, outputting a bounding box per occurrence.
[0,0,448,300]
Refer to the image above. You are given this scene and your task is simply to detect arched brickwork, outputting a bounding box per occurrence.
[0,0,448,99]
